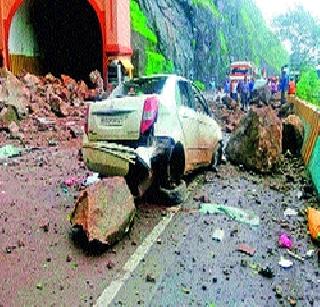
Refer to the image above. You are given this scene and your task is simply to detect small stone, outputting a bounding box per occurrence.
[106,260,115,269]
[36,283,43,290]
[66,255,72,262]
[146,274,156,283]
[156,238,162,245]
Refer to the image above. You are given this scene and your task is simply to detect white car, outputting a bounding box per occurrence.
[83,74,222,197]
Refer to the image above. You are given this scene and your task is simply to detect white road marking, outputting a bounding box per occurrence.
[95,213,175,307]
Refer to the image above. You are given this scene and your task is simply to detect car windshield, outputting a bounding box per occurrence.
[110,77,167,98]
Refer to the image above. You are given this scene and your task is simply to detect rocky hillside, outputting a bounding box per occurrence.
[130,0,288,86]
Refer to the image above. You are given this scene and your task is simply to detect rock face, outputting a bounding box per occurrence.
[71,177,135,245]
[132,0,287,84]
[226,107,282,173]
[282,115,304,155]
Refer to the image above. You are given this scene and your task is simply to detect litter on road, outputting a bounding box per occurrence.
[279,233,293,249]
[307,208,320,241]
[279,257,293,268]
[199,203,259,227]
[0,144,22,159]
[284,208,298,217]
[83,172,100,186]
[212,228,225,241]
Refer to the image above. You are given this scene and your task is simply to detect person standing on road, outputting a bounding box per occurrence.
[238,79,243,107]
[280,67,287,105]
[232,80,238,102]
[288,78,296,96]
[224,79,231,98]
[241,77,249,112]
[249,78,254,102]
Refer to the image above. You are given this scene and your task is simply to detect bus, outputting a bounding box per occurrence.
[229,61,258,91]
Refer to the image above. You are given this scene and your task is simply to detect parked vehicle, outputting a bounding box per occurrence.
[252,78,272,104]
[83,74,222,200]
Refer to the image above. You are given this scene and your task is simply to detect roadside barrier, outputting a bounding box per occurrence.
[290,97,320,195]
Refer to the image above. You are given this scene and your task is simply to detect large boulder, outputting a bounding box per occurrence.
[282,115,304,155]
[226,106,282,173]
[71,177,135,245]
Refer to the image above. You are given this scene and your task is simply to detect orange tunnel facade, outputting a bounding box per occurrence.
[0,0,132,81]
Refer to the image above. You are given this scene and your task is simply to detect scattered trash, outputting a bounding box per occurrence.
[212,228,225,241]
[199,203,259,227]
[237,243,256,256]
[307,208,320,241]
[83,172,100,186]
[0,144,22,159]
[287,250,304,262]
[64,176,78,187]
[279,257,293,268]
[279,233,293,249]
[306,249,315,259]
[284,208,298,217]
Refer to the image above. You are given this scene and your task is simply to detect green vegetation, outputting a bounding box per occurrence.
[194,80,205,91]
[192,0,221,18]
[296,69,320,107]
[218,30,228,56]
[144,51,175,75]
[273,6,320,69]
[130,0,158,44]
[240,0,288,72]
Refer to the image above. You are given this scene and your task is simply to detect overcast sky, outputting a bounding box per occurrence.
[254,0,320,26]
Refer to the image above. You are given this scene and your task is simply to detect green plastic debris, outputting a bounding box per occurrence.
[199,203,259,227]
[0,144,22,159]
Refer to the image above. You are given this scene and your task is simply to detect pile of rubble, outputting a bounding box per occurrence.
[0,70,95,148]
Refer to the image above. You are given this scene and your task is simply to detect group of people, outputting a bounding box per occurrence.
[224,77,254,111]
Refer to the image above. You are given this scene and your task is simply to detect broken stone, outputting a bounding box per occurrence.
[146,274,156,283]
[70,177,135,245]
[237,243,256,256]
[226,106,282,173]
[258,266,274,278]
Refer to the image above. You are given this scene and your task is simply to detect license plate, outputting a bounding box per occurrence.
[100,116,123,126]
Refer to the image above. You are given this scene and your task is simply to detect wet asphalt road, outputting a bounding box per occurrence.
[1,98,320,306]
[110,158,320,306]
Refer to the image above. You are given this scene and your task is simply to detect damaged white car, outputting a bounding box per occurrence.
[83,74,222,202]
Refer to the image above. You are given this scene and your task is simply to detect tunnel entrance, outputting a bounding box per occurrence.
[8,0,103,83]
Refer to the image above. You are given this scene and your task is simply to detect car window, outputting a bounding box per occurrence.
[110,76,167,98]
[192,85,211,116]
[178,81,194,109]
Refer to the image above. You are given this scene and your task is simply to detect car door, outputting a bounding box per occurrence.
[192,85,217,165]
[176,80,199,172]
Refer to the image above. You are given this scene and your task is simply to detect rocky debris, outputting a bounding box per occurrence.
[226,106,282,173]
[282,115,304,155]
[279,102,294,118]
[71,177,135,245]
[220,106,244,133]
[0,70,91,147]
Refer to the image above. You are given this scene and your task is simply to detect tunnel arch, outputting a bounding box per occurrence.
[5,0,105,82]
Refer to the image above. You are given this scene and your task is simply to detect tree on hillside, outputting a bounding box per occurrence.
[273,6,320,69]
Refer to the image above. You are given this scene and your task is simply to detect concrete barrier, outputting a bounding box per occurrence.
[290,97,320,195]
